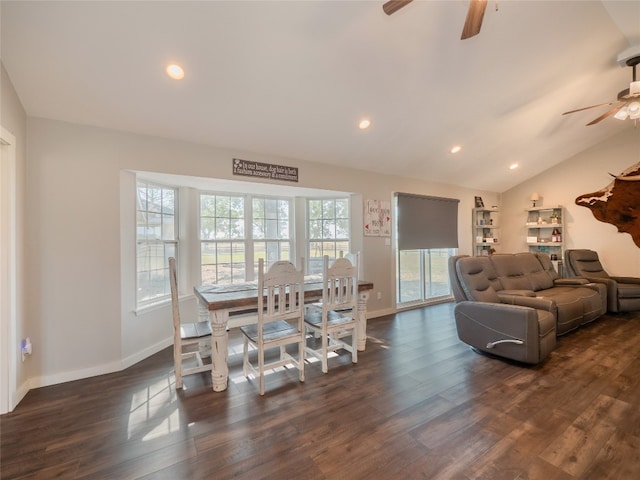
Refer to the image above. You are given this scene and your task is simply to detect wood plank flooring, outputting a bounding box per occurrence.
[2,303,640,479]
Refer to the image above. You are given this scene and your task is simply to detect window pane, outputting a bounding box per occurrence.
[278,219,289,239]
[309,220,322,239]
[322,200,335,219]
[323,220,336,239]
[231,218,244,239]
[308,200,321,220]
[162,189,174,214]
[307,197,350,274]
[398,250,421,303]
[427,249,451,298]
[161,214,175,240]
[336,219,349,238]
[253,218,265,239]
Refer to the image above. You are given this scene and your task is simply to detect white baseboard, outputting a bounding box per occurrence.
[366,307,396,319]
[26,336,173,390]
[121,336,173,370]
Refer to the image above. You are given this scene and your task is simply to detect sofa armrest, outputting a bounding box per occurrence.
[578,277,617,311]
[611,276,640,285]
[454,301,556,364]
[554,278,589,285]
[498,294,556,313]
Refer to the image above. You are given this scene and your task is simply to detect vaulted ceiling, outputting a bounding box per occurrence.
[1,1,638,192]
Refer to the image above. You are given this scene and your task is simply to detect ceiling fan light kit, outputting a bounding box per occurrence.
[563,46,640,126]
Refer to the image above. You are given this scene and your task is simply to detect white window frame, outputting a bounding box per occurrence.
[199,192,294,284]
[306,197,350,275]
[136,180,178,308]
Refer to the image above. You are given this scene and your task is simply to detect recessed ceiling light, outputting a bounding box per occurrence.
[450,145,462,154]
[509,163,519,170]
[166,64,185,80]
[358,119,371,130]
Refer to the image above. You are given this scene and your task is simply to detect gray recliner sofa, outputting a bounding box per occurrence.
[565,249,640,313]
[449,252,607,364]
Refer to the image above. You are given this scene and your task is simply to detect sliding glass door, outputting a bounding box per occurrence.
[397,248,455,306]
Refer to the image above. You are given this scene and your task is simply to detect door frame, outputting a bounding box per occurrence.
[1,126,18,414]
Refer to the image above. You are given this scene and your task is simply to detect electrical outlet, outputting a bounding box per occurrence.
[21,337,32,362]
[377,291,382,300]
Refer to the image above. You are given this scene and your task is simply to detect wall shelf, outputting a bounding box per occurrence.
[473,207,499,256]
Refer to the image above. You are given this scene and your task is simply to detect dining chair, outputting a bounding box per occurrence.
[169,257,213,389]
[304,254,358,374]
[240,258,306,395]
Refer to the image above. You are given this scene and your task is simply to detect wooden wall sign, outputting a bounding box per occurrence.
[575,162,640,248]
[232,158,298,182]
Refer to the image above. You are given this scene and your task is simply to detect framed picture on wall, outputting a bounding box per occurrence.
[475,196,484,208]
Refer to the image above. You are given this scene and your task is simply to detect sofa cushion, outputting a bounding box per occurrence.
[567,249,610,278]
[534,286,583,335]
[489,254,534,291]
[515,252,554,291]
[455,257,501,303]
[534,252,560,282]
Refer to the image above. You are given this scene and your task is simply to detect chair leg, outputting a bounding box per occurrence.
[174,345,183,389]
[258,346,265,396]
[321,330,329,374]
[299,338,305,383]
[243,337,249,377]
[351,329,358,364]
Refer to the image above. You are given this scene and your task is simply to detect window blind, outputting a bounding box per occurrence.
[396,193,459,250]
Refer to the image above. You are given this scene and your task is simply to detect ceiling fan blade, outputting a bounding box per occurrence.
[562,102,614,116]
[461,0,488,40]
[383,0,413,16]
[586,104,624,126]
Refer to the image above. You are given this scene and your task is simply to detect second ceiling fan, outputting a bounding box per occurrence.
[383,0,489,40]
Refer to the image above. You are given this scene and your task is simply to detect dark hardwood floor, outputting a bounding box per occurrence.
[2,302,640,479]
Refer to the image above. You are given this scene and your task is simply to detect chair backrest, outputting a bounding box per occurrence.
[448,255,470,302]
[322,255,358,311]
[565,249,610,279]
[169,257,181,332]
[258,258,305,324]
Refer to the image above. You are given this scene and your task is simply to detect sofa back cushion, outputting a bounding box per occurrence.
[534,252,560,282]
[490,252,553,292]
[455,256,501,303]
[489,254,534,291]
[515,252,555,290]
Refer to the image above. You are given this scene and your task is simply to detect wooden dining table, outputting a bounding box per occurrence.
[194,278,374,392]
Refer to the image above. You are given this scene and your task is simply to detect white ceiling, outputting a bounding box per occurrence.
[1,0,639,192]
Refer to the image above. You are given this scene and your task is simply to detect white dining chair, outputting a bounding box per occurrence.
[240,258,306,395]
[304,254,358,373]
[169,257,213,389]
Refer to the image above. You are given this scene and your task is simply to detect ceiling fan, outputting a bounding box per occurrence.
[383,0,489,40]
[562,55,640,126]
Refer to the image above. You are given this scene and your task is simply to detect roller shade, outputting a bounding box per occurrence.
[396,193,459,250]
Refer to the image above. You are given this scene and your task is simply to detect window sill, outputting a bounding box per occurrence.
[134,294,194,316]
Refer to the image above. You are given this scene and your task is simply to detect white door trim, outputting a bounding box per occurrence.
[1,125,18,414]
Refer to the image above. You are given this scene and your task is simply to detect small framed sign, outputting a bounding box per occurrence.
[232,158,298,182]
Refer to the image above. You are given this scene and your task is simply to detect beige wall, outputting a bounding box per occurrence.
[1,63,29,404]
[26,117,498,387]
[15,92,640,393]
[13,83,640,393]
[501,127,640,277]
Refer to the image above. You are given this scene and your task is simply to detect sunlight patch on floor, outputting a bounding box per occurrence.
[127,377,183,441]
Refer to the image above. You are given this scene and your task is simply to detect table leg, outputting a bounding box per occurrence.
[356,291,370,351]
[210,309,230,392]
